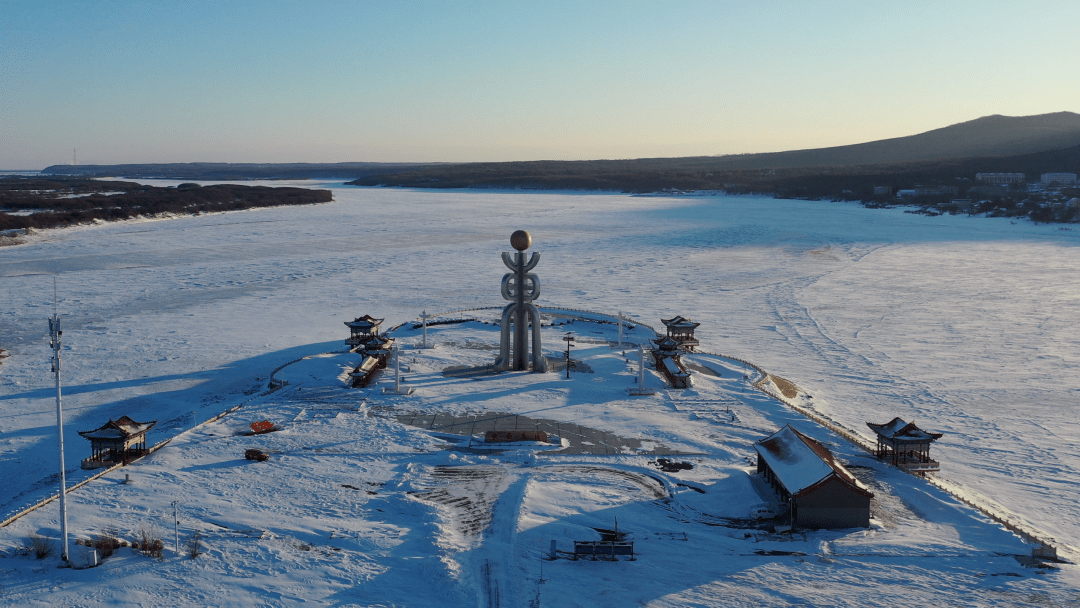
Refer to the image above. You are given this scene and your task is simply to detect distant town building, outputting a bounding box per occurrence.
[754,425,873,528]
[1041,173,1078,186]
[872,186,892,196]
[975,173,1025,184]
[967,184,1008,198]
[914,185,959,197]
[949,199,974,210]
[896,189,917,198]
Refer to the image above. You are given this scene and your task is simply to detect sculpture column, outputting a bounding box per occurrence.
[494,230,547,372]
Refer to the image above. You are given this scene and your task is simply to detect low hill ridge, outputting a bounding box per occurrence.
[708,111,1080,169]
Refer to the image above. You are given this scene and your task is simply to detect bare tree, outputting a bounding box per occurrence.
[92,527,121,559]
[185,531,203,559]
[136,524,164,559]
[26,533,55,560]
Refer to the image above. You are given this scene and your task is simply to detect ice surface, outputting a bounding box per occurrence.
[1,182,1079,604]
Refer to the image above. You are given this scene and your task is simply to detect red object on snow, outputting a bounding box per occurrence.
[250,420,275,434]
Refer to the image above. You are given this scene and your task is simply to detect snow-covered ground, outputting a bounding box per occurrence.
[1,182,1079,605]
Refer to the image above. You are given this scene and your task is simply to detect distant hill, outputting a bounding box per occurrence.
[709,112,1080,169]
[39,113,1080,192]
[346,112,1080,192]
[41,162,434,181]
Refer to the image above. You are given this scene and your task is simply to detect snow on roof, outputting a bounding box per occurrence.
[345,315,383,328]
[866,417,943,442]
[661,315,699,330]
[78,415,157,440]
[755,425,872,498]
[652,336,681,350]
[662,356,689,378]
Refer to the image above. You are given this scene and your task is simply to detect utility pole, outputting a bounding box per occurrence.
[638,345,646,388]
[563,333,574,379]
[173,501,179,555]
[49,280,70,562]
[420,310,430,348]
[617,311,623,348]
[394,345,401,393]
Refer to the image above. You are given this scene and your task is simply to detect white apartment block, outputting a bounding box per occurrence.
[975,173,1026,184]
[1041,172,1078,186]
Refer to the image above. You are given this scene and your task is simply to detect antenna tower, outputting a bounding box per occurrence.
[49,279,70,562]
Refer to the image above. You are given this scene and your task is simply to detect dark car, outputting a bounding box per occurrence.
[244,449,269,462]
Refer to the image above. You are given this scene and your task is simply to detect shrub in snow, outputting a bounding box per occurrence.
[25,532,54,560]
[136,524,164,559]
[186,531,203,559]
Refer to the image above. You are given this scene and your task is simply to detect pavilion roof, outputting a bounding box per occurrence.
[345,315,384,329]
[363,334,393,347]
[661,316,700,330]
[78,415,157,440]
[652,336,681,350]
[866,417,943,442]
[754,425,872,498]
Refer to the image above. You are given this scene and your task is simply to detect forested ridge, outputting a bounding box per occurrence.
[0,178,332,231]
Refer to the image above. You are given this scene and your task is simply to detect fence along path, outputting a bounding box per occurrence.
[4,306,1067,560]
[703,351,1068,561]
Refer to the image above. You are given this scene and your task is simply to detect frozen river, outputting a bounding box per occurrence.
[1,181,1078,547]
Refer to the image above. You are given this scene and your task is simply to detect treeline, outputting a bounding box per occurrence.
[41,162,433,181]
[0,178,332,231]
[346,144,1080,199]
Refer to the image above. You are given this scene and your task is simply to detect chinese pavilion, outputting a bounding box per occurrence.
[78,415,157,469]
[660,316,700,351]
[866,417,943,475]
[651,335,692,389]
[345,315,384,350]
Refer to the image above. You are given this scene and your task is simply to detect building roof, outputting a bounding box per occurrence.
[661,316,699,330]
[652,336,681,350]
[345,315,383,329]
[661,357,689,378]
[866,417,943,442]
[754,425,872,498]
[362,334,393,347]
[78,416,157,440]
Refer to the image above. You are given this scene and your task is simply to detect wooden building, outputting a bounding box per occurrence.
[347,327,396,389]
[866,417,943,475]
[660,315,700,351]
[345,315,384,349]
[651,336,692,389]
[78,415,157,469]
[755,425,873,528]
[349,356,381,388]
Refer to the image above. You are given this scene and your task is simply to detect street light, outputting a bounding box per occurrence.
[563,332,575,379]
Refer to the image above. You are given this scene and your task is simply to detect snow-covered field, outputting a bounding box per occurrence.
[1,182,1079,605]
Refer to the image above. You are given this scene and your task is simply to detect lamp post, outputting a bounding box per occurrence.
[563,332,575,379]
[420,310,430,348]
[617,311,623,348]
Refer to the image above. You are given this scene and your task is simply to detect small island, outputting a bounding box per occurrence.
[0,177,333,232]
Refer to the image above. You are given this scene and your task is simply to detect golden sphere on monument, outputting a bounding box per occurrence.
[510,230,532,251]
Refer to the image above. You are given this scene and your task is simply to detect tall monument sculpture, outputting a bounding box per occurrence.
[494,230,547,372]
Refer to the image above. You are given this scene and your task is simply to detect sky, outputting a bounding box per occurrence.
[0,0,1078,168]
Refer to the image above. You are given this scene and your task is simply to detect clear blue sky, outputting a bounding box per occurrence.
[1,0,1077,168]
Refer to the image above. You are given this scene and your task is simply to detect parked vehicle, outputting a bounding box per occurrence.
[245,449,269,462]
